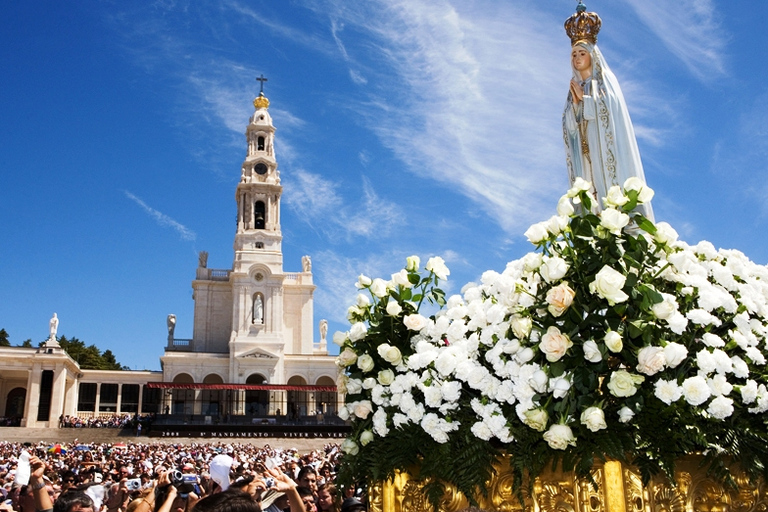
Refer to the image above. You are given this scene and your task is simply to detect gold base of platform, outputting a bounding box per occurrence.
[369,455,766,512]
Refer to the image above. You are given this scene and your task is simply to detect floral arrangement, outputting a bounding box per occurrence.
[334,178,768,507]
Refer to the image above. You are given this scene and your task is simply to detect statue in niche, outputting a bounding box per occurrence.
[49,313,59,340]
[253,294,264,324]
[319,319,328,341]
[198,251,208,268]
[167,314,176,340]
[302,255,312,273]
[562,2,654,221]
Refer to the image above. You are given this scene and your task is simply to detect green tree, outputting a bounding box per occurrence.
[0,328,9,347]
[58,335,126,370]
[20,339,33,347]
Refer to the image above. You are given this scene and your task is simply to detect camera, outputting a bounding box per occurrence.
[126,479,142,491]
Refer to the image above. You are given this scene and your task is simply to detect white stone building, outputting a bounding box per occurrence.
[0,90,339,428]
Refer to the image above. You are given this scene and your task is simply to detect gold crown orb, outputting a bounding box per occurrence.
[564,1,601,45]
[253,92,270,110]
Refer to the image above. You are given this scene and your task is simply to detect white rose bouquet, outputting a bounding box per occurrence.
[337,180,768,509]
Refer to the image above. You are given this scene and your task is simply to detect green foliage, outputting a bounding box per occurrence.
[0,328,9,347]
[58,335,125,370]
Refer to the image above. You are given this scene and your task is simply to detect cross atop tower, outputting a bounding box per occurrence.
[256,74,268,94]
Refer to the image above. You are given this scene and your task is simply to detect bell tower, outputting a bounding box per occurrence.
[234,77,282,269]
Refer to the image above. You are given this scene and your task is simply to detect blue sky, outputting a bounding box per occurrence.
[2,1,767,371]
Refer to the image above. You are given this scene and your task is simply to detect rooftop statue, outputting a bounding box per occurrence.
[562,2,654,222]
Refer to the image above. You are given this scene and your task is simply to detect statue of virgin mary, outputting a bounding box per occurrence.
[562,3,654,222]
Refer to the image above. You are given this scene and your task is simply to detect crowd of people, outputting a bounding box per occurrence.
[57,416,148,430]
[0,441,365,512]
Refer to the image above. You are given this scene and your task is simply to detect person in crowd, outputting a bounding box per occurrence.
[316,484,337,512]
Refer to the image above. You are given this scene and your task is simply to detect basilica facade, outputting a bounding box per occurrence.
[0,91,339,428]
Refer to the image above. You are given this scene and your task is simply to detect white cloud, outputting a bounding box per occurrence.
[124,191,196,241]
[310,0,570,233]
[283,170,404,240]
[625,0,726,80]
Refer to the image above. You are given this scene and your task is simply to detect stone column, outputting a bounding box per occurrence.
[23,365,42,427]
[116,383,123,414]
[64,378,77,416]
[137,385,144,415]
[48,365,67,425]
[94,383,102,417]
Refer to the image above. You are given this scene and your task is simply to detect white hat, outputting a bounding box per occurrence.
[209,455,233,492]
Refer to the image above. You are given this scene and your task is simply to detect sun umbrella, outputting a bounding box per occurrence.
[75,444,91,451]
[48,444,67,455]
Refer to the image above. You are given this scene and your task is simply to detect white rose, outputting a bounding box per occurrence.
[545,215,568,236]
[636,346,666,376]
[600,208,630,235]
[332,331,348,346]
[336,347,358,367]
[651,293,677,320]
[603,185,629,208]
[356,274,372,289]
[425,256,450,280]
[341,438,359,455]
[406,255,420,272]
[623,177,654,203]
[557,196,575,217]
[567,177,592,197]
[607,370,644,397]
[357,354,375,373]
[545,282,576,317]
[604,331,623,353]
[352,400,373,419]
[540,257,569,283]
[539,326,573,362]
[347,305,364,322]
[403,314,428,331]
[583,340,602,363]
[391,269,413,288]
[359,430,375,446]
[511,315,533,339]
[355,294,370,309]
[550,376,571,399]
[580,406,607,432]
[349,322,368,342]
[528,370,549,393]
[543,423,577,450]
[346,378,363,395]
[663,342,688,368]
[378,369,395,385]
[517,347,535,363]
[523,408,549,432]
[524,222,549,244]
[338,406,350,421]
[369,278,388,298]
[362,377,377,390]
[589,265,629,305]
[617,406,635,423]
[386,300,403,316]
[522,252,543,272]
[377,344,403,366]
[654,222,679,245]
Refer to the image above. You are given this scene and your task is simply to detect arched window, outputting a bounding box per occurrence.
[254,201,266,229]
[257,136,265,151]
[252,292,265,324]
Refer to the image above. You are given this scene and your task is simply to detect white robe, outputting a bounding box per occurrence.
[563,42,654,222]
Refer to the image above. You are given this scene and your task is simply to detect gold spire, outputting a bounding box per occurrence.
[564,1,601,45]
[253,91,270,110]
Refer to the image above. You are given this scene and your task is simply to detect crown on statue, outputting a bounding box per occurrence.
[253,92,270,110]
[564,1,601,45]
